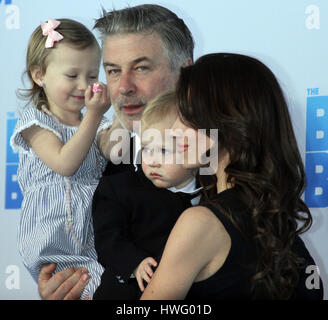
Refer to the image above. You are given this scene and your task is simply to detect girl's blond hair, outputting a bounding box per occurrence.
[18,18,100,110]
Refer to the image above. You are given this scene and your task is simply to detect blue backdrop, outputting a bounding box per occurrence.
[0,0,327,299]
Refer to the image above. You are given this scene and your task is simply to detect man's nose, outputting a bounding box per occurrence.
[119,71,136,96]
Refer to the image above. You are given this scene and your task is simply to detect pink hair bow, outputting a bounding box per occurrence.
[40,19,64,48]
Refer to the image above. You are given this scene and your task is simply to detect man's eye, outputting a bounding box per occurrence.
[107,69,120,75]
[136,66,149,71]
[66,74,77,78]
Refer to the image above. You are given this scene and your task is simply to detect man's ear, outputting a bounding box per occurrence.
[182,57,193,67]
[30,65,44,87]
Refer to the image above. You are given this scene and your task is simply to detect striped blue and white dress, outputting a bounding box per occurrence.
[10,107,110,299]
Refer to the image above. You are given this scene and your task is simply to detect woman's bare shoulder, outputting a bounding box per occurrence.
[173,205,229,243]
[179,205,222,224]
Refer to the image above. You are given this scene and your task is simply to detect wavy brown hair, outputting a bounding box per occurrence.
[175,53,312,299]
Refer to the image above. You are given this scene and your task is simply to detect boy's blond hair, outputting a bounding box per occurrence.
[141,90,178,131]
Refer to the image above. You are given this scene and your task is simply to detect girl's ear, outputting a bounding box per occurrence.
[30,66,44,87]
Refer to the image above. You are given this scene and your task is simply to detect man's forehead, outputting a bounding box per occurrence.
[102,32,168,65]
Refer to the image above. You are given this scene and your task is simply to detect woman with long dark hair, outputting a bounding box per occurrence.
[141,53,323,299]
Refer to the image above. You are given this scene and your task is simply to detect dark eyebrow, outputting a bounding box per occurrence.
[103,62,118,68]
[103,56,152,68]
[133,56,152,64]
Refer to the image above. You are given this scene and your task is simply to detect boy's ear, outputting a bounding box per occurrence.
[30,66,44,86]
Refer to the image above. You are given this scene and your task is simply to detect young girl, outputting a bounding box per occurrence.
[10,18,112,299]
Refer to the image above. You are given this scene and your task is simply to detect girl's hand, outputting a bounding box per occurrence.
[85,82,110,116]
[134,257,158,292]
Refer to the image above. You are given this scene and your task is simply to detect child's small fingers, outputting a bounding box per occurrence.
[85,85,89,93]
[85,85,92,100]
[145,265,154,277]
[142,273,151,284]
[137,276,145,292]
[92,82,104,94]
[147,257,158,267]
[152,260,158,267]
